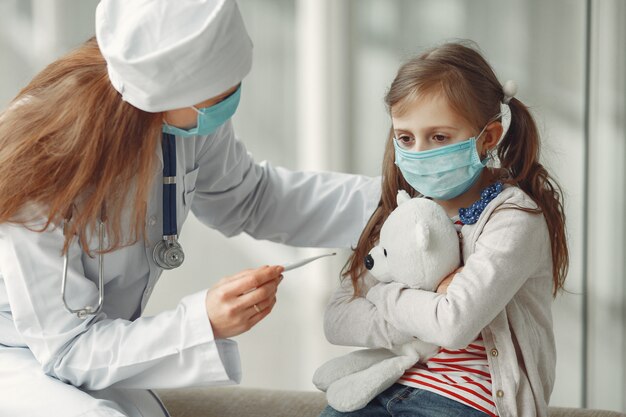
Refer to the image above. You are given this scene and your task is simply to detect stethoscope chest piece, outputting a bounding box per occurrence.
[153,238,185,270]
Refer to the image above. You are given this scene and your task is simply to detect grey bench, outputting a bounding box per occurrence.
[157,387,626,417]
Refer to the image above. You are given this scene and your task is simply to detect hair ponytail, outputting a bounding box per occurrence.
[498,98,569,296]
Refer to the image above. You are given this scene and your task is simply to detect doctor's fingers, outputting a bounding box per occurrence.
[221,266,283,297]
[235,279,280,312]
[247,296,277,323]
[215,267,258,287]
[205,291,277,339]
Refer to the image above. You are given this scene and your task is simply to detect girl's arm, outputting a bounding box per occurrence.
[324,271,416,349]
[366,202,552,349]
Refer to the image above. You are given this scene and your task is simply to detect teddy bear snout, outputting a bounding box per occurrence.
[364,254,374,270]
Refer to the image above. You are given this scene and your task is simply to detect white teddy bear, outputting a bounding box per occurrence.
[313,190,461,412]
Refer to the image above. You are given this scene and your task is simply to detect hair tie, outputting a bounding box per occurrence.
[502,80,517,104]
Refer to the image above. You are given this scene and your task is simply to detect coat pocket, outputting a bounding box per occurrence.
[182,166,200,208]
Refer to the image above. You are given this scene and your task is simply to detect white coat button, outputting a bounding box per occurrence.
[490,348,499,357]
[148,216,157,226]
[496,390,504,398]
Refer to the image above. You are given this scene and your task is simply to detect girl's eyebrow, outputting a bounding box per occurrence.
[394,126,460,134]
[425,125,460,132]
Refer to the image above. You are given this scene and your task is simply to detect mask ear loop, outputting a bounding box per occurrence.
[499,103,511,139]
[163,107,201,132]
[499,80,517,141]
[189,106,203,129]
[488,80,517,169]
[484,80,517,167]
[475,111,501,163]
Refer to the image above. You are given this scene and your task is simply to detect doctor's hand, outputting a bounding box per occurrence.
[205,265,284,339]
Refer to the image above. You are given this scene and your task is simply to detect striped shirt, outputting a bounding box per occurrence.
[397,336,497,417]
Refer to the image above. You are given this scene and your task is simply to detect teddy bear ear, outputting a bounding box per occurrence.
[396,190,411,206]
[415,222,431,251]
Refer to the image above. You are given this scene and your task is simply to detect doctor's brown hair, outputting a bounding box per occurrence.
[344,42,569,297]
[0,37,162,254]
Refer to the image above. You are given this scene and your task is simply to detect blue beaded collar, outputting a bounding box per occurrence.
[458,182,504,225]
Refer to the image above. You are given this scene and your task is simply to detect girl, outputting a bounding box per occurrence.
[0,1,379,416]
[320,41,568,417]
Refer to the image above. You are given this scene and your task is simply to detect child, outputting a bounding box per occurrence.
[319,41,568,417]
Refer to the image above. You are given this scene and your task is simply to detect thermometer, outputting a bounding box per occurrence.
[282,252,337,272]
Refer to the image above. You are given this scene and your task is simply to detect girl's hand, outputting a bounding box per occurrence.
[205,265,284,339]
[436,266,463,294]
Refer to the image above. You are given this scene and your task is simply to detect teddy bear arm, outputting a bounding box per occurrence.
[326,353,420,412]
[313,348,396,392]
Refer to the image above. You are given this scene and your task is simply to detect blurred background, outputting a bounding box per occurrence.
[0,0,624,413]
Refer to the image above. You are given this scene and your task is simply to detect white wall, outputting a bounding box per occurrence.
[586,0,626,411]
[0,0,624,412]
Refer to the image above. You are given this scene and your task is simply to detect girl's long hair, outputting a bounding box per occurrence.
[344,41,568,297]
[0,37,162,254]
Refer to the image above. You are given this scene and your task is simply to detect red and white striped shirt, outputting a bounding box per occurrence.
[397,336,497,417]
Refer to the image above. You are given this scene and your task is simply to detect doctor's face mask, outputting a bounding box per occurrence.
[162,85,242,137]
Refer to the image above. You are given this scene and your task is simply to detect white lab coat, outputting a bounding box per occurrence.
[0,121,380,417]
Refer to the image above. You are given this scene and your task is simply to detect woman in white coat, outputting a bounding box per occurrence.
[0,1,379,416]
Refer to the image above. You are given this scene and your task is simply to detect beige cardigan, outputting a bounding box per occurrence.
[324,186,555,417]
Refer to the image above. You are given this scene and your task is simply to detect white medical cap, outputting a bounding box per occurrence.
[96,0,253,112]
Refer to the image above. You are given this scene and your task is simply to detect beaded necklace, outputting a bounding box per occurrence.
[458,182,504,225]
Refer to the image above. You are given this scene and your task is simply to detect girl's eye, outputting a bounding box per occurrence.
[432,134,448,143]
[396,135,414,149]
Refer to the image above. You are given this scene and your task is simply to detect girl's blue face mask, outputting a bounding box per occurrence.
[162,85,242,137]
[393,126,490,201]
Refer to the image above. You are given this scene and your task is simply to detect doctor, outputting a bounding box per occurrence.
[0,1,379,416]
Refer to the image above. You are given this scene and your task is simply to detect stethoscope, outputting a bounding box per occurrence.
[61,133,338,319]
[152,132,185,270]
[61,133,184,319]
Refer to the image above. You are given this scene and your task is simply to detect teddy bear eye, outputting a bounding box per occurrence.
[383,249,387,257]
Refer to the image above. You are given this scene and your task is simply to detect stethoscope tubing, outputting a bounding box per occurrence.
[162,133,178,238]
[152,133,185,270]
[61,215,105,319]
